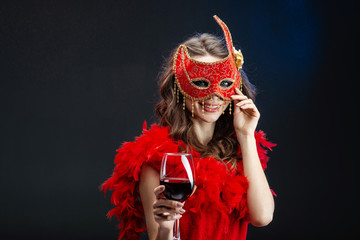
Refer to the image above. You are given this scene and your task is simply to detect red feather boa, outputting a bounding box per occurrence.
[101,122,276,240]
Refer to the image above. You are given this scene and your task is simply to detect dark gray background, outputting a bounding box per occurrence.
[0,0,358,239]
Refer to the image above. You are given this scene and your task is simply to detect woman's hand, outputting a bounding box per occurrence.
[153,185,185,232]
[231,88,260,136]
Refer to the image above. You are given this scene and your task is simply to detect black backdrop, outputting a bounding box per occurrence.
[1,1,358,240]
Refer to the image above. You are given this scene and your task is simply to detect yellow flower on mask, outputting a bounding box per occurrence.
[233,47,244,70]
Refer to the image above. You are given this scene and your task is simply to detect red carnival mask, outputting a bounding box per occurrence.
[173,15,244,102]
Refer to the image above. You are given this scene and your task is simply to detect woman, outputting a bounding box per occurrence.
[102,16,276,240]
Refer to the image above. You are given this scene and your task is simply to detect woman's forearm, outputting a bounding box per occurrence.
[238,134,274,227]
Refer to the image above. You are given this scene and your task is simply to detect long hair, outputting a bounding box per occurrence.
[155,33,256,168]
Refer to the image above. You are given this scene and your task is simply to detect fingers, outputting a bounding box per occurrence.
[153,185,185,221]
[154,185,184,208]
[231,95,248,101]
[153,198,185,221]
[232,95,255,110]
[153,205,185,216]
[231,95,260,117]
[154,185,165,199]
[153,205,184,221]
[153,198,184,209]
[235,99,253,108]
[235,87,245,96]
[236,100,258,113]
[154,212,182,221]
[231,88,248,103]
[237,104,253,110]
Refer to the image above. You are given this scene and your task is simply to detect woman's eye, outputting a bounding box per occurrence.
[192,80,209,87]
[220,80,233,88]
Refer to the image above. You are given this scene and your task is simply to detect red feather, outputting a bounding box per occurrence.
[101,123,276,240]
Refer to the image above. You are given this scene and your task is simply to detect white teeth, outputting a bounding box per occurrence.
[204,104,219,109]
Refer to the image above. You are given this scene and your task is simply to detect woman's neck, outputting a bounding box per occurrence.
[191,118,216,145]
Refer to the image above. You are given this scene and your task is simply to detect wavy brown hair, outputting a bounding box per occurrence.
[155,33,256,169]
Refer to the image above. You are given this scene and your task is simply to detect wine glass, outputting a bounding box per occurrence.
[160,153,195,240]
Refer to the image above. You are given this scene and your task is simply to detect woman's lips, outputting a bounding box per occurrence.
[203,103,221,112]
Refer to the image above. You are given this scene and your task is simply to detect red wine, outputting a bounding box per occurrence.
[160,178,193,202]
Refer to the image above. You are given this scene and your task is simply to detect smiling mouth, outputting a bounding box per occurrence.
[204,104,219,109]
[202,103,222,112]
[199,95,225,113]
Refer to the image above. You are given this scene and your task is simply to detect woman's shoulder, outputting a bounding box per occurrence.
[116,121,171,153]
[138,121,170,142]
[113,121,181,172]
[101,122,173,191]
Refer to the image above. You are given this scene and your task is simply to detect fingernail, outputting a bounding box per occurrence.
[179,209,185,213]
[177,202,184,207]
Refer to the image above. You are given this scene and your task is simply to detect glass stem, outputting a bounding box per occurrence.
[173,216,180,240]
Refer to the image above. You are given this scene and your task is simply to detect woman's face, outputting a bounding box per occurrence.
[184,54,230,123]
